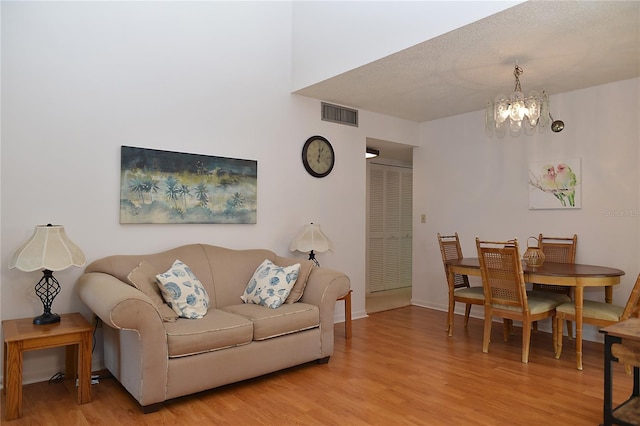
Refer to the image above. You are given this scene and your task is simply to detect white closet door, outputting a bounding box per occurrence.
[368,163,412,292]
[399,168,413,289]
[368,167,385,292]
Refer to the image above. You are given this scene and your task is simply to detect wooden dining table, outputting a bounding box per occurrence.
[445,258,625,370]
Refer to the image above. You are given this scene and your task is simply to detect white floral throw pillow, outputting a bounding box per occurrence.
[241,259,300,309]
[156,259,210,319]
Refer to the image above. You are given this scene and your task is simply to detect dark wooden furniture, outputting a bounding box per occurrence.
[601,318,640,426]
[446,257,625,370]
[2,312,92,420]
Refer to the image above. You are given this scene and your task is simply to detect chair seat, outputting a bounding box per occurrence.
[454,286,484,300]
[493,296,561,315]
[557,300,624,322]
[527,290,571,303]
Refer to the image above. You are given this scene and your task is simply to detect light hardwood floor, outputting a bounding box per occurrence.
[2,306,635,425]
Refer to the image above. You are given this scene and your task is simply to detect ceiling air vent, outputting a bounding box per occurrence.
[321,102,358,127]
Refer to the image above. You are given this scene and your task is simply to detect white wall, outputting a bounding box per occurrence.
[0,1,418,384]
[291,1,522,91]
[413,78,640,342]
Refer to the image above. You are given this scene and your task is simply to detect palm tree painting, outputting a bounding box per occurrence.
[528,158,581,209]
[120,146,257,224]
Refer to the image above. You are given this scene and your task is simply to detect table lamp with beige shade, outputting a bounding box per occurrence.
[289,223,333,267]
[9,224,86,325]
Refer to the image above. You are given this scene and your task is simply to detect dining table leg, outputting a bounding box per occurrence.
[605,286,613,304]
[574,285,584,370]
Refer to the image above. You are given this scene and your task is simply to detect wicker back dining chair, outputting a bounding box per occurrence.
[533,233,578,294]
[476,238,561,363]
[437,233,484,337]
[529,234,578,335]
[555,273,640,362]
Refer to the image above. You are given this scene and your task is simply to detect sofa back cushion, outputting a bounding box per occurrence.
[85,244,214,301]
[200,245,276,308]
[127,260,180,322]
[84,244,315,310]
[274,256,314,303]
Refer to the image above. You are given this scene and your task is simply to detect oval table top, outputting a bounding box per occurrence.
[446,258,625,278]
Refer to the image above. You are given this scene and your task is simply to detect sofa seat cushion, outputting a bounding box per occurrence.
[222,303,319,341]
[163,309,253,358]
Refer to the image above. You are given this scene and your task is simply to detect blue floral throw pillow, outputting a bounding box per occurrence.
[156,259,210,319]
[241,259,300,309]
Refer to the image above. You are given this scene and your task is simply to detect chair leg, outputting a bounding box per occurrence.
[506,319,514,336]
[522,321,531,364]
[447,298,455,336]
[555,317,563,359]
[464,304,472,327]
[503,319,510,342]
[552,316,557,355]
[533,321,538,333]
[566,320,573,340]
[483,315,492,353]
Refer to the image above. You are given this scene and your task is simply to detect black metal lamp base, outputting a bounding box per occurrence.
[308,250,320,267]
[32,269,62,325]
[33,312,61,325]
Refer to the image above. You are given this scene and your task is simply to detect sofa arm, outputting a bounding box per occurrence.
[77,273,160,328]
[299,267,350,357]
[76,272,168,406]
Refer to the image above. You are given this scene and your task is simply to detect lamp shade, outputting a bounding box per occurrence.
[9,224,86,272]
[289,223,333,254]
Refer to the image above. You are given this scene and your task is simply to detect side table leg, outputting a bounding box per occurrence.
[77,331,93,404]
[65,344,78,380]
[344,290,352,339]
[3,341,7,395]
[5,342,23,420]
[602,334,619,426]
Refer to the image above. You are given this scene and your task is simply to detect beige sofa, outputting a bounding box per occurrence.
[77,244,350,412]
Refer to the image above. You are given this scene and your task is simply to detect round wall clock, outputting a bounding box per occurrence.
[302,135,335,178]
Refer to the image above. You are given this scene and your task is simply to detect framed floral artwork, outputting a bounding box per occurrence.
[528,158,581,210]
[120,146,257,224]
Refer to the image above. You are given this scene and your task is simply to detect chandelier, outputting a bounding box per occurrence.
[485,65,557,138]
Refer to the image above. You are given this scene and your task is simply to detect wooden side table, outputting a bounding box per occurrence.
[3,312,93,420]
[600,318,640,426]
[337,290,352,339]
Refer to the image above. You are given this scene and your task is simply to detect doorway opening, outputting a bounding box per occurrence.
[365,138,414,314]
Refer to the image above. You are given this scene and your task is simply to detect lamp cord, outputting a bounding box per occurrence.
[47,314,112,384]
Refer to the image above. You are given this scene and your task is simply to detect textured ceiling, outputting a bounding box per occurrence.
[294,1,640,124]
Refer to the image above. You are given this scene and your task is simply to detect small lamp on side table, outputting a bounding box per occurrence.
[9,224,86,325]
[289,223,333,267]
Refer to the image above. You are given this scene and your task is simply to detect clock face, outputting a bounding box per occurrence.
[302,136,334,178]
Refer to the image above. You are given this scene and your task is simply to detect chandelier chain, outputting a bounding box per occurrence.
[513,65,523,92]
